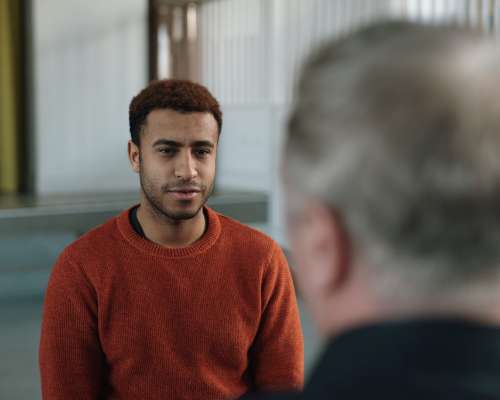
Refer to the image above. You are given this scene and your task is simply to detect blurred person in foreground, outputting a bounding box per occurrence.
[246,20,500,399]
[39,79,303,400]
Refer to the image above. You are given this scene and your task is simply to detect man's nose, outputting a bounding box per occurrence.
[174,151,198,180]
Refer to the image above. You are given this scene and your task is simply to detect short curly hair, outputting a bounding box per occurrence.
[129,79,222,145]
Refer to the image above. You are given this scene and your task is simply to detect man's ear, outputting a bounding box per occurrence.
[293,203,351,293]
[128,140,140,173]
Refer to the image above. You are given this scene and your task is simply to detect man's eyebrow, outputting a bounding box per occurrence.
[192,141,215,148]
[151,139,215,148]
[152,139,181,147]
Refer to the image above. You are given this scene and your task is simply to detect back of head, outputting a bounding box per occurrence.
[286,21,500,303]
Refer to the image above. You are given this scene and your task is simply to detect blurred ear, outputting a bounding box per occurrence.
[292,202,351,295]
[128,140,140,173]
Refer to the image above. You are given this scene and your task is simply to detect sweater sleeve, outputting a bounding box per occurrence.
[249,242,304,392]
[39,251,106,399]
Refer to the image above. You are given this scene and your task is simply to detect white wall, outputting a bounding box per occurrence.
[217,105,273,192]
[33,0,147,194]
[390,0,500,32]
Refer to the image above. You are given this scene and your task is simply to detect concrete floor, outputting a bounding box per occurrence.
[0,295,321,400]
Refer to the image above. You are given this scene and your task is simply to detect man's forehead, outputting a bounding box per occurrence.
[143,109,218,143]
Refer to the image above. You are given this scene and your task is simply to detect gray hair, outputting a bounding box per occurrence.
[286,21,500,301]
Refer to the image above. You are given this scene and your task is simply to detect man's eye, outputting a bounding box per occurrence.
[159,148,176,155]
[195,149,211,157]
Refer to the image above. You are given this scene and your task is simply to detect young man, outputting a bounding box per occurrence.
[247,21,500,399]
[39,80,304,400]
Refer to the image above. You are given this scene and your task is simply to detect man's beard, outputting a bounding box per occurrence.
[139,169,214,222]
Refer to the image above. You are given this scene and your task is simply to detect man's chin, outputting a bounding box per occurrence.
[163,203,205,221]
[167,211,200,221]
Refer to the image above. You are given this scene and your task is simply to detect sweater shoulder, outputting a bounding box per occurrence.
[216,212,280,257]
[60,213,121,262]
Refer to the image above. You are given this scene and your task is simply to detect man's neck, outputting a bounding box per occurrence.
[318,281,500,340]
[136,202,207,248]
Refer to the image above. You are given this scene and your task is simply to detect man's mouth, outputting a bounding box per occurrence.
[167,187,202,200]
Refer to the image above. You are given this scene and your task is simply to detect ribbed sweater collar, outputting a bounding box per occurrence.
[116,205,222,259]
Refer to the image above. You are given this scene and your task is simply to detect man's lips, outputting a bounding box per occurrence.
[166,187,201,200]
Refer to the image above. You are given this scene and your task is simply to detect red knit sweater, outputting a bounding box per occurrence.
[39,207,304,399]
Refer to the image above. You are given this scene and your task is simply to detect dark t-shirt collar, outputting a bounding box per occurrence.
[129,205,146,238]
[128,205,209,241]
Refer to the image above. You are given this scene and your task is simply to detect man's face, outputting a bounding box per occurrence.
[129,109,218,221]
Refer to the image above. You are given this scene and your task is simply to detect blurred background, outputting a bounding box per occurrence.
[1,0,500,398]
